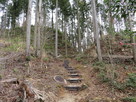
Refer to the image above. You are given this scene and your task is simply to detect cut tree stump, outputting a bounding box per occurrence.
[0,78,57,102]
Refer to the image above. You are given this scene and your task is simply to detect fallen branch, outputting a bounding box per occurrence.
[102,55,133,59]
[0,52,25,68]
[0,78,19,84]
[102,55,133,63]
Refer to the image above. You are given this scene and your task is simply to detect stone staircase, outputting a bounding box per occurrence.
[63,60,85,91]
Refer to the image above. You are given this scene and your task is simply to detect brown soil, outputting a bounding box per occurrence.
[0,39,135,102]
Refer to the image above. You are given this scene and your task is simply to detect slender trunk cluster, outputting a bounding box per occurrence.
[1,0,136,64]
[33,0,43,58]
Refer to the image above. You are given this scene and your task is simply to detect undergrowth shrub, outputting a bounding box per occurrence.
[109,73,136,90]
[93,61,105,67]
[4,37,25,51]
[93,62,111,82]
[123,97,136,102]
[93,61,106,72]
[43,57,50,62]
[75,54,89,64]
[126,73,136,88]
[75,55,82,62]
[110,81,126,90]
[92,62,134,90]
[98,71,110,82]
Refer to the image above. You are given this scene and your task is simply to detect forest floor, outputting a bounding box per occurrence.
[0,38,136,102]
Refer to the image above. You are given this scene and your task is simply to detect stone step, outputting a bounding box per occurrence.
[68,70,79,74]
[67,76,82,79]
[67,78,83,83]
[68,74,82,77]
[64,84,82,91]
[66,67,75,71]
[64,66,69,69]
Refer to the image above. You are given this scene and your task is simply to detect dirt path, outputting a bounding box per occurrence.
[58,93,76,102]
[0,39,127,102]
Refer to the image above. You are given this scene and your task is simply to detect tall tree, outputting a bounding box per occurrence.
[77,0,81,52]
[92,0,102,61]
[129,14,136,62]
[26,0,32,56]
[34,0,38,50]
[103,0,115,35]
[37,0,43,57]
[133,32,136,62]
[49,0,56,29]
[58,0,71,56]
[64,21,68,57]
[55,0,58,57]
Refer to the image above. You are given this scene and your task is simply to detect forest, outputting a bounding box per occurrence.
[0,0,136,102]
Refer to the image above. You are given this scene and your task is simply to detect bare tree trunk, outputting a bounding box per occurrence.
[77,0,81,52]
[62,15,64,32]
[72,17,76,48]
[87,23,91,49]
[1,11,7,38]
[52,9,54,29]
[82,38,86,52]
[124,17,128,30]
[34,0,38,50]
[108,0,114,35]
[128,14,133,43]
[129,14,136,62]
[92,0,102,61]
[109,12,114,32]
[26,0,32,56]
[41,7,46,58]
[132,34,136,62]
[22,10,27,40]
[61,15,64,42]
[55,0,58,57]
[3,12,7,38]
[37,0,42,57]
[64,21,68,57]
